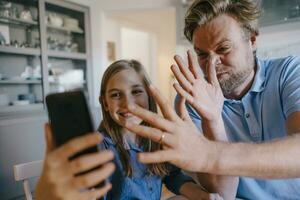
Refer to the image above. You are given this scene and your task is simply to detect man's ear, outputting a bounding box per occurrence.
[99,96,109,111]
[250,33,257,52]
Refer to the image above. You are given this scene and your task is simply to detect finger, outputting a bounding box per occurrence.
[137,150,174,164]
[206,57,219,86]
[45,123,55,153]
[70,150,114,174]
[125,122,175,147]
[173,83,194,105]
[174,55,195,83]
[127,102,176,132]
[174,83,207,120]
[78,183,112,200]
[176,96,193,123]
[73,162,115,190]
[52,134,103,160]
[187,50,202,79]
[171,64,193,94]
[148,85,180,122]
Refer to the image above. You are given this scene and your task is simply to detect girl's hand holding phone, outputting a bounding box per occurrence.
[35,123,115,200]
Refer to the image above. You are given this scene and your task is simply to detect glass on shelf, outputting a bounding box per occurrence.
[45,2,85,54]
[0,53,43,107]
[0,0,40,50]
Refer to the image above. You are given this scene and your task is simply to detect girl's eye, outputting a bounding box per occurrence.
[110,93,121,98]
[132,89,143,95]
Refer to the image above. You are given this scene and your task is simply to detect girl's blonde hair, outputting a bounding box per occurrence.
[99,59,169,177]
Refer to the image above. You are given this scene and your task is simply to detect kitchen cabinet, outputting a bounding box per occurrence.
[0,0,92,121]
[0,1,92,199]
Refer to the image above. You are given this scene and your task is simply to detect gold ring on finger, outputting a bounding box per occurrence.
[158,133,166,145]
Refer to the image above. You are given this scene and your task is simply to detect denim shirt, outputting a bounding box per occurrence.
[98,132,194,200]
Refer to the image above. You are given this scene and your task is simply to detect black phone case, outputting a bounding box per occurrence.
[46,90,105,194]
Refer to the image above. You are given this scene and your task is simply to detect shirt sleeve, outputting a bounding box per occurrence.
[280,56,300,117]
[162,164,195,195]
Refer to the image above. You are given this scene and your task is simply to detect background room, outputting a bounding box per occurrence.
[1,0,300,199]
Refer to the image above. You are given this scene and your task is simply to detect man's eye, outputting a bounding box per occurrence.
[197,53,208,59]
[217,47,230,54]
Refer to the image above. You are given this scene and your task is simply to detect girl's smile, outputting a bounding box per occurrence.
[103,68,149,127]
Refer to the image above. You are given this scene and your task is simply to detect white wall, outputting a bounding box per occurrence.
[121,27,152,74]
[66,0,177,107]
[257,21,300,58]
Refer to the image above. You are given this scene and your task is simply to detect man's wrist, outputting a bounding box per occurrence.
[202,116,227,141]
[198,139,225,174]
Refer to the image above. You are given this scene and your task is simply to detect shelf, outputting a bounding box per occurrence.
[47,50,87,60]
[0,46,41,56]
[0,16,38,27]
[0,80,42,85]
[0,103,44,119]
[49,81,86,85]
[47,24,84,34]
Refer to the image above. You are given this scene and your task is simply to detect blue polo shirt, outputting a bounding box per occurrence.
[98,132,194,200]
[182,56,300,199]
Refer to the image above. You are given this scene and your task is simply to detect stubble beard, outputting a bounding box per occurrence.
[219,53,255,97]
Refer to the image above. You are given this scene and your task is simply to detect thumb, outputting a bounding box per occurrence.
[44,123,55,154]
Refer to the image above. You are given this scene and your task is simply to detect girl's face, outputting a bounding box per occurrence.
[103,68,149,127]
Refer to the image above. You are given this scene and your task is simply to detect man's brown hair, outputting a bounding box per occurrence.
[184,0,261,42]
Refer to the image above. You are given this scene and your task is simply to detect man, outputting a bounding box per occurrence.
[124,0,300,199]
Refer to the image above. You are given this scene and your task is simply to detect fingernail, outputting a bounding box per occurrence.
[127,104,135,111]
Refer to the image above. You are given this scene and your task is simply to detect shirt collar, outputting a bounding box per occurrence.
[249,57,266,93]
[100,131,142,152]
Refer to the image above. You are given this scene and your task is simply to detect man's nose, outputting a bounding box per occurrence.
[207,55,221,66]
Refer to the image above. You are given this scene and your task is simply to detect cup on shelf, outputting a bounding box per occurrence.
[20,66,33,79]
[19,10,33,21]
[18,93,36,104]
[0,93,9,106]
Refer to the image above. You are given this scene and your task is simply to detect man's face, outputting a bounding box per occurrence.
[192,14,256,97]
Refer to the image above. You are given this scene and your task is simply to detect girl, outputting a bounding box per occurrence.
[98,59,220,200]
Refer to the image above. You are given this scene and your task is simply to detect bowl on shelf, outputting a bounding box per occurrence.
[48,13,63,27]
[12,100,30,106]
[64,17,82,32]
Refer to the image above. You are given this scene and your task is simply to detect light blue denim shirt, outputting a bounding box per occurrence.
[98,131,194,200]
[179,56,300,199]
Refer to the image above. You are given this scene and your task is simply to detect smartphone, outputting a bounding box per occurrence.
[46,90,105,192]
